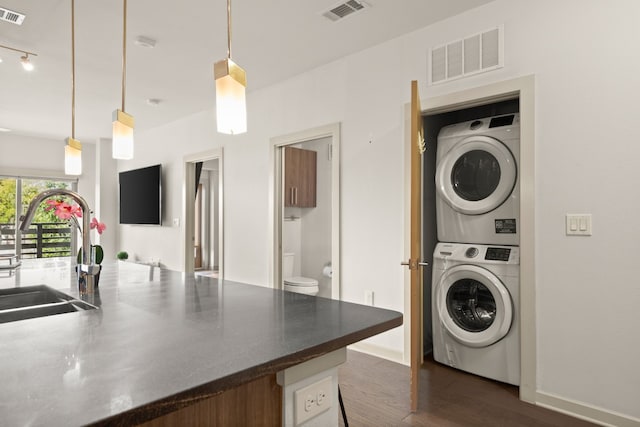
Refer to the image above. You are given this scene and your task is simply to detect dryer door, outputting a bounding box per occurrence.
[436,135,517,215]
[435,264,513,348]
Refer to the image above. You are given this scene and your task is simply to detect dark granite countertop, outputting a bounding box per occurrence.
[0,259,402,426]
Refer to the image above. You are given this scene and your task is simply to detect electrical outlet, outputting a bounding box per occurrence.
[294,377,333,425]
[304,394,315,411]
[317,389,327,406]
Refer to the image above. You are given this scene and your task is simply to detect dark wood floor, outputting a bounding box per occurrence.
[338,350,596,427]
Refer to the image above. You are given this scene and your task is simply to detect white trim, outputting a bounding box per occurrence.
[403,75,536,402]
[182,148,224,279]
[348,342,405,366]
[0,167,79,181]
[269,123,341,299]
[536,391,640,427]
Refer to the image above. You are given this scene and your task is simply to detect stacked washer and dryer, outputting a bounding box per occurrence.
[432,113,521,386]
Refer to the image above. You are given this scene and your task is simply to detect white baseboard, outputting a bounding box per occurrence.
[347,342,405,365]
[536,391,640,427]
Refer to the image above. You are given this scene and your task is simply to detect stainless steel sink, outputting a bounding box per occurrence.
[0,285,98,324]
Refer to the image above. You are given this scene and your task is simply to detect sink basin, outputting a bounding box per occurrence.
[0,285,98,324]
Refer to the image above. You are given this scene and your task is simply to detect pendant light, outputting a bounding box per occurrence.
[214,0,247,135]
[65,0,82,176]
[112,0,134,159]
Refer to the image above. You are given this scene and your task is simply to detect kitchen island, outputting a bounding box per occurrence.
[0,259,402,426]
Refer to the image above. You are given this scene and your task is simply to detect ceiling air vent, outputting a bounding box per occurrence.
[429,25,503,85]
[0,7,25,25]
[322,0,369,22]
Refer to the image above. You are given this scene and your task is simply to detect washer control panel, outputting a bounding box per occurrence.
[485,247,511,261]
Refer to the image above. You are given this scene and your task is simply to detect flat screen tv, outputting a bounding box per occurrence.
[119,164,162,225]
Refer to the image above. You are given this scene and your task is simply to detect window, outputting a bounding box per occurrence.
[0,176,77,259]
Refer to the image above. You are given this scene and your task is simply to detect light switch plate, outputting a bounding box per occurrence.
[566,214,592,236]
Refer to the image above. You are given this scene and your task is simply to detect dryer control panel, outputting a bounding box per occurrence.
[485,247,511,261]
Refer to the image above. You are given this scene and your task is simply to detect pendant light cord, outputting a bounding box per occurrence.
[71,0,76,139]
[121,0,127,111]
[226,0,232,59]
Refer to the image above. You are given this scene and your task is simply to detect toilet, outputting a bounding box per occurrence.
[283,253,319,296]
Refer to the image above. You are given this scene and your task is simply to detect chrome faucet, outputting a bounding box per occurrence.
[19,189,100,295]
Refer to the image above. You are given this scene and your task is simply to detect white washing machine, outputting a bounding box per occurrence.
[436,113,520,245]
[432,242,520,385]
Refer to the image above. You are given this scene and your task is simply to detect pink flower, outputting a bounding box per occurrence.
[90,217,106,235]
[45,199,64,212]
[45,196,105,236]
[54,202,74,220]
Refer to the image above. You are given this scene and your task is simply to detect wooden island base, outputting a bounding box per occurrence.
[140,374,282,426]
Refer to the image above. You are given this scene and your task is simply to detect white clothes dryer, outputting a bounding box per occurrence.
[436,113,520,245]
[432,242,520,385]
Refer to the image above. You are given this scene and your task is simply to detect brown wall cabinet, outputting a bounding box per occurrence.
[284,147,317,208]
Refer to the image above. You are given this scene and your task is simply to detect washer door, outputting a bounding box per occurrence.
[436,135,517,215]
[436,264,513,348]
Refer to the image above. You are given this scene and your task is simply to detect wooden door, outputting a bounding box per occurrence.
[406,80,426,412]
[284,146,317,208]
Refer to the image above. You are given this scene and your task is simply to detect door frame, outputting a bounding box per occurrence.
[404,75,536,403]
[269,123,341,299]
[182,148,224,277]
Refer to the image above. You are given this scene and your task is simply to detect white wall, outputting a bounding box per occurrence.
[95,138,118,261]
[7,0,639,422]
[1,133,71,173]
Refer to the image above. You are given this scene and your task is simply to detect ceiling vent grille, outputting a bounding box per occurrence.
[322,0,369,22]
[0,7,26,25]
[429,26,503,85]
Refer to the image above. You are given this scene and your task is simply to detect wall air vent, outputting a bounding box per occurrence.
[322,0,369,22]
[429,25,503,85]
[0,7,26,25]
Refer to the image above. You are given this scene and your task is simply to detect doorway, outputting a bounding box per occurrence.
[183,149,224,277]
[270,123,341,299]
[422,98,520,355]
[405,76,536,404]
[194,159,220,276]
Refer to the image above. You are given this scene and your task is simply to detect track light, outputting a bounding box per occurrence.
[0,44,37,71]
[20,54,33,71]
